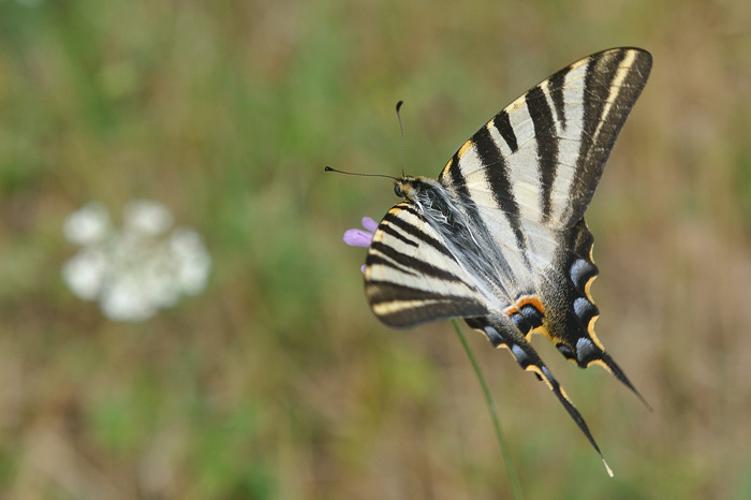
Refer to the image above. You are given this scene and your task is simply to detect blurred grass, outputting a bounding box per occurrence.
[0,0,750,498]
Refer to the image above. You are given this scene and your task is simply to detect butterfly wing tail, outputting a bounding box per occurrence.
[466,316,613,476]
[599,352,652,411]
[542,219,651,410]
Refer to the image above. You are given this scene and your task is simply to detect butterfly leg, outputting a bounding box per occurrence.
[465,316,614,476]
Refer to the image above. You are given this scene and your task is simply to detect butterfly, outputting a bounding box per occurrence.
[354,47,652,474]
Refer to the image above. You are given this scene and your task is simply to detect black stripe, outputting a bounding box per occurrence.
[369,241,463,283]
[581,50,627,154]
[472,123,505,166]
[444,152,516,280]
[400,204,424,220]
[377,301,483,327]
[368,280,467,302]
[366,254,419,278]
[567,49,632,222]
[448,153,466,193]
[383,212,453,259]
[472,124,502,167]
[548,66,569,129]
[493,111,518,153]
[526,85,559,222]
[568,217,595,258]
[472,126,526,252]
[367,281,487,327]
[380,223,419,248]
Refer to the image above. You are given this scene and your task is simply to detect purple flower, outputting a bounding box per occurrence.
[343,216,377,272]
[343,216,377,248]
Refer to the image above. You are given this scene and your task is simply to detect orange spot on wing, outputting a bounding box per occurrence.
[503,295,545,316]
[503,295,548,339]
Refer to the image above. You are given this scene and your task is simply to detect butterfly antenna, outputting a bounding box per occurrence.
[324,166,398,181]
[395,100,406,177]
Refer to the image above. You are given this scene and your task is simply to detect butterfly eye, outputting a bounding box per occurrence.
[393,184,403,198]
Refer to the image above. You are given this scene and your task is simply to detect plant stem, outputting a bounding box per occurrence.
[451,319,524,500]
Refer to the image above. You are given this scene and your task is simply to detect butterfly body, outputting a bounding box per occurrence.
[361,47,653,471]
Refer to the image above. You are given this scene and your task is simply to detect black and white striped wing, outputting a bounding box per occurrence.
[436,47,652,405]
[439,47,652,231]
[363,203,489,328]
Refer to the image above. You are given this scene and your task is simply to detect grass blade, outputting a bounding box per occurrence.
[451,319,524,500]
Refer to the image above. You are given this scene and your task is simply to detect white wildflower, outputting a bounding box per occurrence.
[61,248,107,300]
[123,199,174,235]
[170,229,212,294]
[62,200,211,322]
[63,202,110,246]
[100,274,157,322]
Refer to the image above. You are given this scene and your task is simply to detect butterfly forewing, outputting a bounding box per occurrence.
[439,47,652,230]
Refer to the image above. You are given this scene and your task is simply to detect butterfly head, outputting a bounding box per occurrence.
[394,176,435,201]
[324,166,434,203]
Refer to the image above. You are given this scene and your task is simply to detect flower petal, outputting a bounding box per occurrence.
[124,199,173,235]
[361,216,378,233]
[63,202,111,245]
[343,228,373,248]
[169,228,212,294]
[62,249,108,300]
[100,274,157,322]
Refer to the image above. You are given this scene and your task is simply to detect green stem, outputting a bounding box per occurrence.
[451,319,524,500]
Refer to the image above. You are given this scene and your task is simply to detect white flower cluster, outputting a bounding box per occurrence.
[62,200,212,322]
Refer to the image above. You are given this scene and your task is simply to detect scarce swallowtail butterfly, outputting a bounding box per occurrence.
[339,47,652,475]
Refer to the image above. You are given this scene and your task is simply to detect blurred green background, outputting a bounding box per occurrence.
[1,0,750,498]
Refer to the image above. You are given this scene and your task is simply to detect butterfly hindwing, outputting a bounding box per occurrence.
[540,218,651,408]
[466,315,613,475]
[364,202,489,328]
